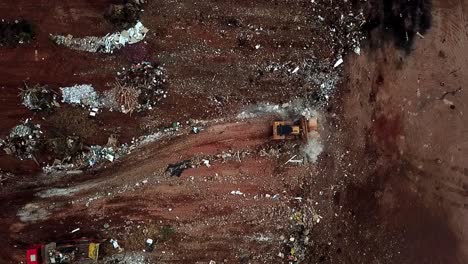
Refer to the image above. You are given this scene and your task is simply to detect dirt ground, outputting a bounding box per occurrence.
[0,0,467,263]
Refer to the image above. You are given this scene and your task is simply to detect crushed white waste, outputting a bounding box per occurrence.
[60,84,101,108]
[51,21,149,54]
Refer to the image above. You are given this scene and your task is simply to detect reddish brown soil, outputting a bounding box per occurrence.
[0,0,468,264]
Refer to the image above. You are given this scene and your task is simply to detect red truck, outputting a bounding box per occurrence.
[26,239,101,264]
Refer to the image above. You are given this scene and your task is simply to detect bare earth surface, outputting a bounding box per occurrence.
[0,0,467,263]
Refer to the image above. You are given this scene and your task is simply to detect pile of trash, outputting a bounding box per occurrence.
[61,84,101,108]
[0,119,43,160]
[0,19,35,46]
[20,83,59,111]
[281,211,312,263]
[103,62,168,113]
[51,21,148,54]
[117,61,168,109]
[58,62,167,115]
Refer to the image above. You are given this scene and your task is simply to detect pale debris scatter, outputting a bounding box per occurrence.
[60,84,101,108]
[237,99,319,120]
[301,133,323,163]
[51,21,149,53]
[17,203,50,223]
[263,59,341,106]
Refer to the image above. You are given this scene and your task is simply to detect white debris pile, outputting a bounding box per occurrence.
[61,84,101,108]
[51,21,149,53]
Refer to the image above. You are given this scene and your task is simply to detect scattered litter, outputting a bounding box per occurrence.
[110,239,123,252]
[291,66,300,74]
[202,159,211,167]
[165,160,191,177]
[230,190,244,196]
[51,21,149,54]
[333,57,344,68]
[145,238,154,252]
[70,228,80,233]
[83,146,121,167]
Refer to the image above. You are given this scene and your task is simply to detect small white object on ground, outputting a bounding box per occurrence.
[334,58,344,68]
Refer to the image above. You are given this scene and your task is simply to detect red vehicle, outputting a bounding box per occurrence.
[26,239,101,264]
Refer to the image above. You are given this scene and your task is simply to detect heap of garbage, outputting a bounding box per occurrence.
[20,83,59,111]
[83,145,129,167]
[61,84,101,108]
[50,21,149,54]
[0,119,42,160]
[104,62,168,113]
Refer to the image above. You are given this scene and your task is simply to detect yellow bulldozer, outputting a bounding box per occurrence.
[272,116,317,141]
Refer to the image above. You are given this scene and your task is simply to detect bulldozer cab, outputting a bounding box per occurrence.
[272,117,317,140]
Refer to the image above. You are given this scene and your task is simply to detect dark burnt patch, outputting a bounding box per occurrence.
[0,19,35,47]
[363,0,432,52]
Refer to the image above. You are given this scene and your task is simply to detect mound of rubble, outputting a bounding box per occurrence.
[20,83,59,111]
[51,21,148,54]
[0,119,42,160]
[104,62,168,113]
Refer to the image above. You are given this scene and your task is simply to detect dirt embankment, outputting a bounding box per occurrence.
[314,0,468,262]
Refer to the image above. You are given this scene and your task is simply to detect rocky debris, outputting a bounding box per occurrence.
[1,119,42,160]
[19,83,59,111]
[60,84,101,108]
[0,19,35,46]
[51,21,148,54]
